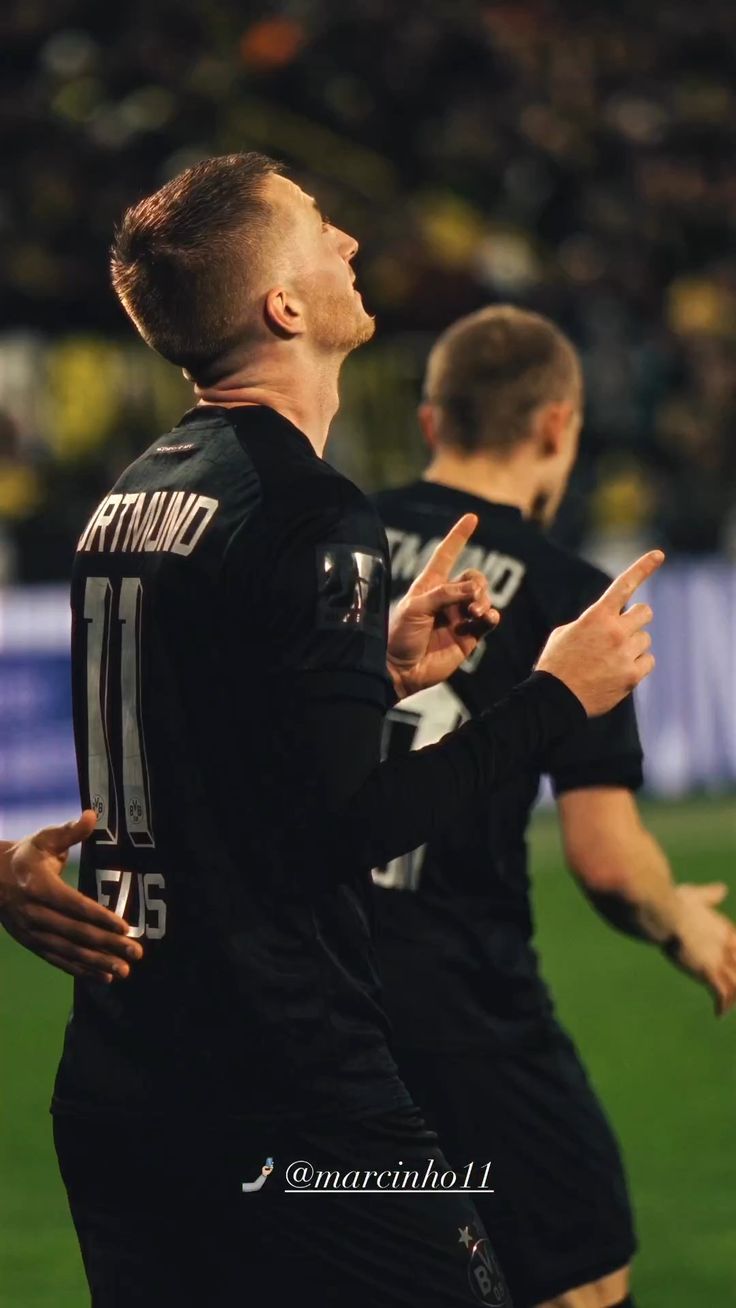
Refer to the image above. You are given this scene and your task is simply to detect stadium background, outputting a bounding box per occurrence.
[0,3,734,1304]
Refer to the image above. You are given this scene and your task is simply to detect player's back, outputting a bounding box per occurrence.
[53,404,404,1121]
[372,479,642,1054]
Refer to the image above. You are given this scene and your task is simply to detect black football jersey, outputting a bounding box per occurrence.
[372,479,643,1053]
[52,409,585,1122]
[53,404,410,1121]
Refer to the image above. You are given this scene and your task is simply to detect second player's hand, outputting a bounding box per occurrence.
[386,514,499,699]
[536,550,665,717]
[0,812,143,983]
[665,883,736,1017]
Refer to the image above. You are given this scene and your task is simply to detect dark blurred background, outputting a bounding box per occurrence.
[2,0,736,583]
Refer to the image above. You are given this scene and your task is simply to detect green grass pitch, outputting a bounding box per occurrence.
[1,797,734,1306]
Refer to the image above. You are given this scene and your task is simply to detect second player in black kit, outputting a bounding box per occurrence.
[373,491,640,1306]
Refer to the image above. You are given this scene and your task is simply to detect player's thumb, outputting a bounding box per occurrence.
[698,882,729,907]
[36,810,97,857]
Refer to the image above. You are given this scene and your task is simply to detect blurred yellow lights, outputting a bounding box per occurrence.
[415,193,487,270]
[667,277,736,339]
[592,464,656,530]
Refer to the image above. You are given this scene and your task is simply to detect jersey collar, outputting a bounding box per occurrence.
[411,480,524,521]
[175,403,317,457]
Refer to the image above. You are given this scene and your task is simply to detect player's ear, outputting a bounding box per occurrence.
[418,402,439,450]
[264,286,306,340]
[537,400,573,459]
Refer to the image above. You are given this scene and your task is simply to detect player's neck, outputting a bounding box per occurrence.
[193,351,341,457]
[423,451,535,515]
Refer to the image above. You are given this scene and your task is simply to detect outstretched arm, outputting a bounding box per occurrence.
[558,787,736,1016]
[279,548,663,879]
[240,472,663,883]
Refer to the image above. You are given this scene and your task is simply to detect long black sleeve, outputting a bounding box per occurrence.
[272,671,584,879]
[340,671,583,867]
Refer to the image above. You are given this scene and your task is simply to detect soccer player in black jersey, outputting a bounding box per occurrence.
[372,305,736,1308]
[2,156,663,1308]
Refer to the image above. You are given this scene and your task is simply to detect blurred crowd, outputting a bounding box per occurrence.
[2,0,736,580]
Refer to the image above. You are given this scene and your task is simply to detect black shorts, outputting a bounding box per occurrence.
[395,1030,637,1308]
[53,1105,512,1308]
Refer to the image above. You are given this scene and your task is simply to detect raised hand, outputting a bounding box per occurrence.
[0,812,143,982]
[537,550,665,717]
[386,514,499,699]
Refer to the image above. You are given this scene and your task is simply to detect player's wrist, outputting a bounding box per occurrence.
[660,932,683,961]
[635,888,685,946]
[658,885,705,956]
[526,669,587,729]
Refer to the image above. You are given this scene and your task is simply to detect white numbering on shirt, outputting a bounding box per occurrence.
[372,681,468,893]
[84,575,154,847]
[95,869,167,940]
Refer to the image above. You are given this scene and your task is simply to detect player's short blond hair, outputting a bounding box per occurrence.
[111,152,283,381]
[424,305,581,453]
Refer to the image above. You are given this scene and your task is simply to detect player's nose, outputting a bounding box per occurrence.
[337,227,359,261]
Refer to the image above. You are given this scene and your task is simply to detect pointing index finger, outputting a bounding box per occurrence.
[418,514,479,584]
[596,550,665,613]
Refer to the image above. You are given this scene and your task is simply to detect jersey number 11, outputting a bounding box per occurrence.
[83,575,155,849]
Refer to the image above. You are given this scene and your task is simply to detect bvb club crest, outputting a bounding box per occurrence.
[460,1228,509,1305]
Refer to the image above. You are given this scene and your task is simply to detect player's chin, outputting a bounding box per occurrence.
[341,314,376,355]
[355,307,376,345]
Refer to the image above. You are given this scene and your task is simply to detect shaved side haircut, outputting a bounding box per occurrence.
[111,152,283,380]
[424,305,581,453]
